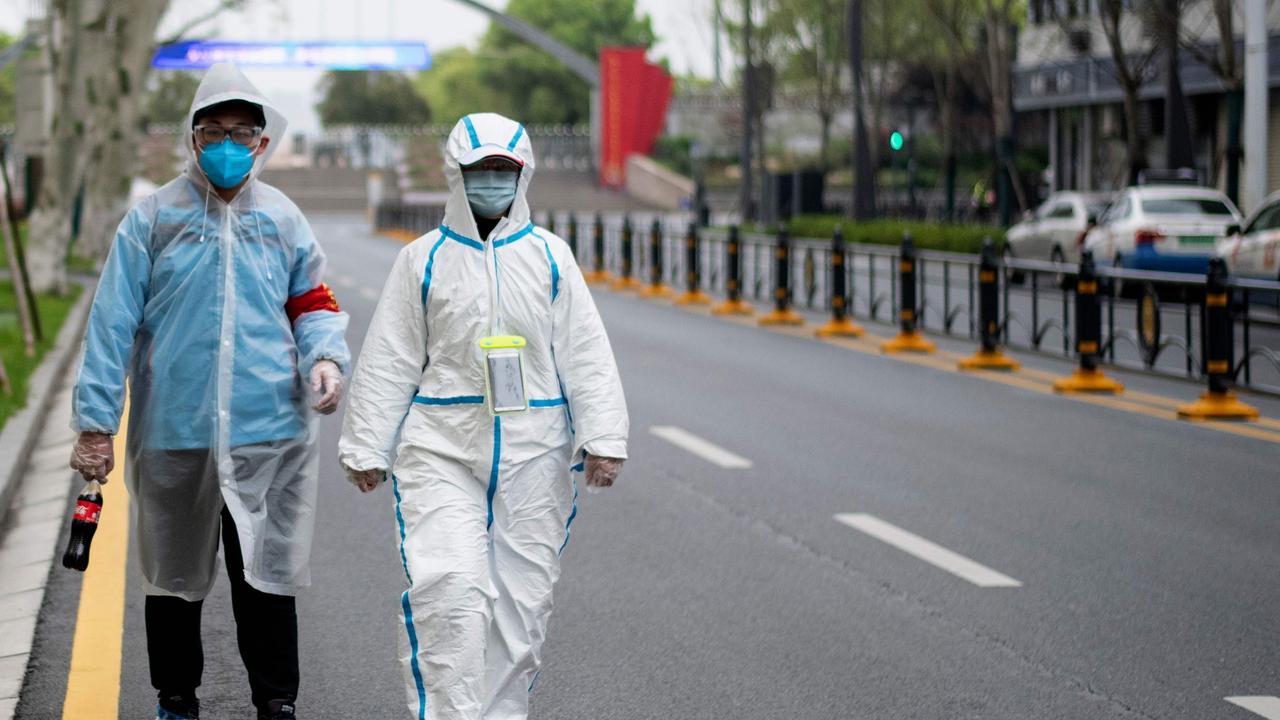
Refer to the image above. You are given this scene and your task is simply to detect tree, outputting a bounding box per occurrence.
[316,70,431,126]
[1096,0,1159,185]
[1179,0,1241,199]
[145,70,201,126]
[414,47,507,126]
[766,0,847,172]
[923,0,980,219]
[0,33,18,126]
[475,0,655,125]
[25,0,248,294]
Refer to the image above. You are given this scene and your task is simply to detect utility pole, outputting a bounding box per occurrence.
[739,0,755,223]
[847,0,875,220]
[1163,0,1194,170]
[714,0,723,89]
[1244,0,1268,213]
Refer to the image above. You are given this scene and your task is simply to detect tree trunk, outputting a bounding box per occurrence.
[27,0,169,294]
[818,110,832,174]
[848,0,876,220]
[1121,86,1146,184]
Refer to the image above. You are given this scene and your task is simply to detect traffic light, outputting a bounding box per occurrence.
[889,130,904,152]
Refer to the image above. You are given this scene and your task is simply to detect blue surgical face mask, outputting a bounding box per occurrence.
[198,137,255,189]
[464,170,519,219]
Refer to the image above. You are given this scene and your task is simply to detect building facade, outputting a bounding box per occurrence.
[1016,0,1280,211]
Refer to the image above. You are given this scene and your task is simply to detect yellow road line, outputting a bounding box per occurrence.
[62,399,129,720]
[620,289,1280,445]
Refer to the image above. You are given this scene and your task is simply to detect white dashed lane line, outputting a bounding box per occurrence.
[649,426,753,469]
[834,513,1022,588]
[1227,697,1280,719]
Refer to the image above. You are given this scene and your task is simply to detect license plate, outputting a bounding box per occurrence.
[1179,235,1216,245]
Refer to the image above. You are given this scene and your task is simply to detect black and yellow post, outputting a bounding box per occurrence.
[611,215,644,291]
[675,221,713,305]
[881,234,936,352]
[759,226,806,326]
[958,238,1019,370]
[584,213,611,284]
[640,218,675,298]
[1053,250,1123,393]
[566,212,578,259]
[815,228,864,337]
[712,226,755,315]
[1177,258,1259,420]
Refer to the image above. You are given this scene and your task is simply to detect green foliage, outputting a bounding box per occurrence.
[316,71,431,126]
[784,214,1005,253]
[0,280,82,431]
[145,71,201,126]
[651,135,693,176]
[414,47,507,126]
[0,32,18,126]
[415,0,655,126]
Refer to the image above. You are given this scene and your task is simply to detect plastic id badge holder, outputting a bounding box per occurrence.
[480,335,529,415]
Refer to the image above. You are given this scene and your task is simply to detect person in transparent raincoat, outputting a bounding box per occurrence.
[339,113,629,720]
[68,62,349,720]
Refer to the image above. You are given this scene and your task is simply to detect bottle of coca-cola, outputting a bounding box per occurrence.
[62,481,103,572]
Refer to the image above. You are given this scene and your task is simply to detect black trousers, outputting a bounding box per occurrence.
[145,507,299,711]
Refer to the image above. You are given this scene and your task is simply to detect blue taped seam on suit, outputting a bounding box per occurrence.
[558,478,579,556]
[533,229,560,301]
[421,234,449,305]
[529,397,567,407]
[493,222,534,248]
[487,416,501,530]
[392,476,428,720]
[507,124,525,151]
[414,395,486,406]
[463,115,481,149]
[439,224,484,251]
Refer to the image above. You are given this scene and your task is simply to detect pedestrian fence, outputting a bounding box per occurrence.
[372,203,1280,408]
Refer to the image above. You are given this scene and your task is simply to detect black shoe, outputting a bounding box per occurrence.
[155,692,199,719]
[257,699,296,720]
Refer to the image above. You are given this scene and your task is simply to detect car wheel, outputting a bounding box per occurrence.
[1050,246,1069,288]
[1003,244,1025,285]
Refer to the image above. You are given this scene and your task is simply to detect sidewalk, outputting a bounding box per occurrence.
[0,373,77,718]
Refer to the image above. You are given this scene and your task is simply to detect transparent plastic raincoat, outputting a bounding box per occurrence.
[70,63,350,600]
[338,113,629,720]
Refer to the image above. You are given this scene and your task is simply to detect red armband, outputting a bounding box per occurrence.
[286,283,340,323]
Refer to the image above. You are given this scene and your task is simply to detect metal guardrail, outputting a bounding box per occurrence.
[373,203,1280,396]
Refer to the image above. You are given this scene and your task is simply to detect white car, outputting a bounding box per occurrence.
[1083,185,1242,274]
[1217,190,1280,280]
[1006,191,1112,265]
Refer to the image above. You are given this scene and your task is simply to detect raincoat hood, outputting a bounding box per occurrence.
[184,62,286,196]
[442,113,536,242]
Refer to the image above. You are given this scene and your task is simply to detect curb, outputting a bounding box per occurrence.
[0,279,96,529]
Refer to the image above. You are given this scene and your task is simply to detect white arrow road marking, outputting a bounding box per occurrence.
[649,426,753,469]
[834,513,1022,588]
[1227,697,1280,718]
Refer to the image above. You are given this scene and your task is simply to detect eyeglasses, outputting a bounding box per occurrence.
[194,124,263,147]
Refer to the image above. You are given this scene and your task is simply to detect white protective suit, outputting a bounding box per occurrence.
[71,63,349,600]
[338,113,629,720]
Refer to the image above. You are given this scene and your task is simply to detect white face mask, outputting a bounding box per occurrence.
[464,170,519,219]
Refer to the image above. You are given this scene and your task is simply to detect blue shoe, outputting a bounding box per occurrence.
[155,693,199,719]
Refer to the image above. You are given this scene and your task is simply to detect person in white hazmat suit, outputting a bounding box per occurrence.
[338,112,629,720]
[67,63,349,720]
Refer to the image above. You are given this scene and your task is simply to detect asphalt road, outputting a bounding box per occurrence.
[15,212,1280,719]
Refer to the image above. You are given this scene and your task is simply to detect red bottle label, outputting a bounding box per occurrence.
[74,500,102,524]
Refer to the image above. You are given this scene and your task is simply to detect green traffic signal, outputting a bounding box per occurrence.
[889,131,904,151]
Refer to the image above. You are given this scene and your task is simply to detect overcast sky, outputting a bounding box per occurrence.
[0,0,730,133]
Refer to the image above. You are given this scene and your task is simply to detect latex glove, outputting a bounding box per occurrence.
[585,454,623,489]
[344,464,384,493]
[310,360,343,415]
[70,432,114,483]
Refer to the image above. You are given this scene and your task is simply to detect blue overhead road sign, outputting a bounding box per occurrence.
[152,41,432,70]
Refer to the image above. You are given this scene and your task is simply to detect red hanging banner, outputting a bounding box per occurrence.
[599,47,672,188]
